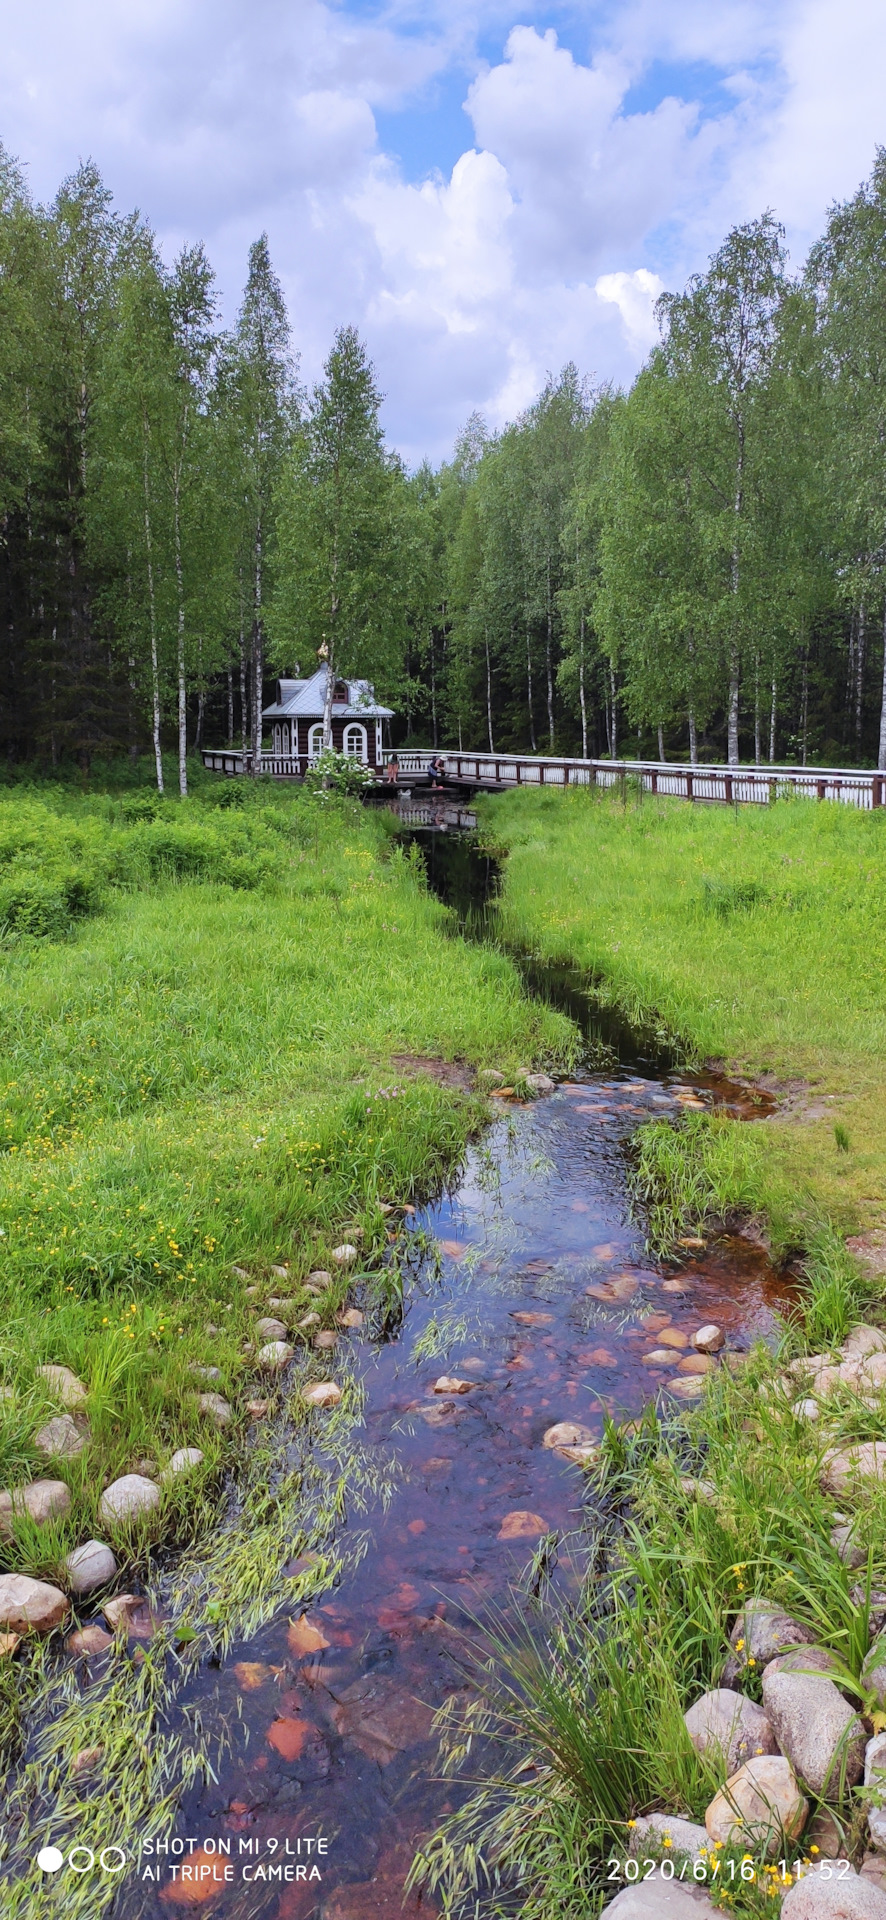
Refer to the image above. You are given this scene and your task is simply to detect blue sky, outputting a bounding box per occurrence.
[1,0,884,464]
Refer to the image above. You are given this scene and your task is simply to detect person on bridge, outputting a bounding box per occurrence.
[429,755,445,788]
[385,753,399,785]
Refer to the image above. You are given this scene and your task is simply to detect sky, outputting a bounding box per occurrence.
[1,0,885,466]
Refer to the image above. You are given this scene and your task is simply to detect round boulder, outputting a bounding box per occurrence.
[257,1342,294,1372]
[65,1541,118,1596]
[524,1072,556,1095]
[331,1244,358,1268]
[0,1572,69,1635]
[36,1365,88,1408]
[255,1317,287,1341]
[684,1687,778,1773]
[781,1866,886,1919]
[33,1413,88,1459]
[691,1324,724,1353]
[98,1475,161,1526]
[705,1754,807,1856]
[163,1448,205,1479]
[198,1392,233,1425]
[20,1479,72,1525]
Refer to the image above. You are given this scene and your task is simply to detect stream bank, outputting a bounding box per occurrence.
[85,822,795,1920]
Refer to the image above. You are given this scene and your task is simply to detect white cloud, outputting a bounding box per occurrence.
[595,268,665,350]
[2,0,886,462]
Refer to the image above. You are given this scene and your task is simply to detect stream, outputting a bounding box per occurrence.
[118,825,790,1920]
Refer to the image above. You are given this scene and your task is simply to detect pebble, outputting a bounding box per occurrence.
[163,1448,205,1478]
[66,1624,113,1656]
[255,1317,287,1341]
[231,1266,250,1280]
[331,1244,358,1267]
[691,1324,724,1353]
[668,1376,706,1399]
[247,1399,270,1418]
[337,1309,364,1329]
[678,1475,717,1503]
[98,1474,162,1525]
[657,1328,689,1350]
[102,1594,157,1638]
[524,1072,556,1095]
[641,1349,673,1367]
[298,1313,322,1331]
[0,1573,69,1635]
[678,1354,714,1374]
[198,1391,233,1425]
[33,1413,88,1458]
[313,1331,338,1352]
[257,1342,294,1371]
[705,1754,807,1855]
[36,1364,88,1408]
[541,1420,597,1463]
[71,1745,103,1776]
[497,1510,549,1540]
[267,1298,297,1314]
[190,1364,221,1381]
[270,1264,289,1279]
[433,1376,474,1395]
[662,1278,688,1294]
[302,1381,342,1409]
[65,1541,118,1595]
[307,1270,333,1289]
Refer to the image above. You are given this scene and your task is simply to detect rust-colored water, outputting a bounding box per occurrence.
[118,1065,790,1920]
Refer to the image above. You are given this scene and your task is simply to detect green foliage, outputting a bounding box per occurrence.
[302,748,374,795]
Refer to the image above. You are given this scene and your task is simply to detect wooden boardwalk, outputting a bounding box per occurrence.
[201,747,886,810]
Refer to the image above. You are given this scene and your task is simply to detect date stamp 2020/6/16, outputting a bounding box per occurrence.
[606,1856,853,1887]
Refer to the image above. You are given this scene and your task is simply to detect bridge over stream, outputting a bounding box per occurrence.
[201,746,886,810]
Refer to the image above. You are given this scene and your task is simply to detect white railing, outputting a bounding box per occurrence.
[202,746,886,810]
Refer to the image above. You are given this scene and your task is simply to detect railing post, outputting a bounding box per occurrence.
[724,774,733,804]
[516,762,522,784]
[564,764,570,786]
[816,779,825,801]
[874,776,883,809]
[686,770,694,801]
[494,760,500,782]
[651,770,658,793]
[539,763,546,785]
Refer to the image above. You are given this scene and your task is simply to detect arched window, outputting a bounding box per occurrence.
[308,724,324,760]
[282,723,290,756]
[344,724,367,762]
[273,724,281,754]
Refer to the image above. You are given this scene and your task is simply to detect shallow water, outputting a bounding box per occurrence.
[108,831,792,1920]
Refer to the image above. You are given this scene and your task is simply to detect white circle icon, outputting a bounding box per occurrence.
[36,1847,65,1874]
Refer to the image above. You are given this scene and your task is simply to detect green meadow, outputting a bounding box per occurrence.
[488,783,886,1253]
[0,778,570,1589]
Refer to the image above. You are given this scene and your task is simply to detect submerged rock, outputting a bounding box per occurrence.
[302,1381,342,1410]
[0,1573,69,1635]
[66,1624,113,1656]
[541,1420,597,1463]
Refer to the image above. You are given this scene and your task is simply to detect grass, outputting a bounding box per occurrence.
[484,783,886,1252]
[0,763,574,1914]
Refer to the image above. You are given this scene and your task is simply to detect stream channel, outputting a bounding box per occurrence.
[121,817,790,1920]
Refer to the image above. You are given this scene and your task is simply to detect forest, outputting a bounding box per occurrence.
[3,140,886,783]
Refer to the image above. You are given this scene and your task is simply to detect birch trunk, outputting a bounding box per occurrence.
[688,710,698,764]
[769,677,777,763]
[657,725,665,762]
[545,559,555,749]
[526,626,537,752]
[855,602,867,740]
[227,666,234,746]
[610,663,618,759]
[578,613,588,759]
[142,429,164,794]
[173,464,187,797]
[878,601,886,771]
[485,628,495,753]
[252,517,264,775]
[754,653,761,765]
[727,422,744,767]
